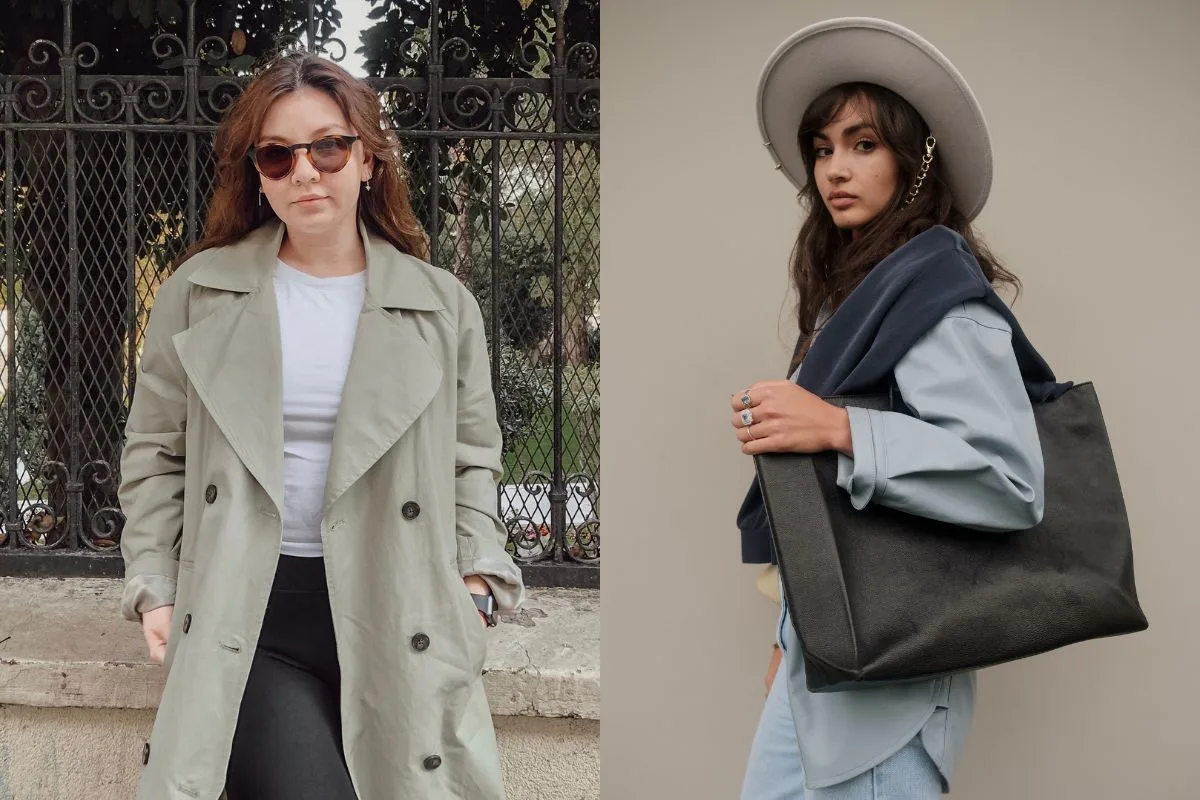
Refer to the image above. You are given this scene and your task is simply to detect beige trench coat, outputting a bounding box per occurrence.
[118,219,525,800]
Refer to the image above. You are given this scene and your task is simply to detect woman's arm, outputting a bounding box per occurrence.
[836,301,1044,531]
[453,285,526,613]
[117,276,189,621]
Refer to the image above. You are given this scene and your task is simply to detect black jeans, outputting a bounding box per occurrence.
[224,554,358,800]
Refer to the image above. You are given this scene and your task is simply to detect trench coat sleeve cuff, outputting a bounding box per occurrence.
[455,467,525,614]
[464,568,525,615]
[120,573,177,621]
[456,512,526,614]
[120,554,179,620]
[836,405,885,508]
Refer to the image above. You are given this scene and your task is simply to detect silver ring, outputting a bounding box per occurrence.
[740,393,752,409]
[740,408,754,427]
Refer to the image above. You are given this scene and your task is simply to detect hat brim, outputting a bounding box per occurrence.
[757,17,992,221]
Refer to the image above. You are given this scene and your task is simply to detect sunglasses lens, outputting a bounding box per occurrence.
[310,136,352,173]
[255,145,293,179]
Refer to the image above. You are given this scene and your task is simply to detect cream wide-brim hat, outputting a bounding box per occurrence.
[756,17,993,221]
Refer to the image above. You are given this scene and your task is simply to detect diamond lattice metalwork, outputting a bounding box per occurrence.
[0,0,598,586]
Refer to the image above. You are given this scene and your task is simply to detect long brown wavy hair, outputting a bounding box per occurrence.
[788,82,1019,371]
[177,51,428,267]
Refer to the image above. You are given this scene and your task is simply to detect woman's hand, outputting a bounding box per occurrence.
[141,605,174,665]
[463,574,492,628]
[730,381,853,456]
[765,644,783,696]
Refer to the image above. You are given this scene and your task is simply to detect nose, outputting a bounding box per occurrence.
[291,147,321,183]
[825,148,851,183]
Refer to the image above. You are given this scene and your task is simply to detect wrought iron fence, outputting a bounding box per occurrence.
[0,0,599,587]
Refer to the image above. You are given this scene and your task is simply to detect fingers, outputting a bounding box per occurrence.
[731,380,802,415]
[741,434,777,456]
[730,380,802,411]
[146,635,166,665]
[730,390,758,412]
[729,383,785,411]
[737,421,776,443]
[765,645,781,695]
[730,404,776,430]
[739,420,772,452]
[729,384,794,454]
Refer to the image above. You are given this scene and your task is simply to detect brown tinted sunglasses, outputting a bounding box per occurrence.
[247,134,360,180]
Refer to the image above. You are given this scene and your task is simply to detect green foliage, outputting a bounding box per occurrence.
[501,363,598,482]
[0,0,340,75]
[0,299,48,500]
[494,337,551,458]
[468,235,555,354]
[361,0,599,79]
[121,0,184,28]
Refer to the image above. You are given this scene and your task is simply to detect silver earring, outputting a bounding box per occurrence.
[904,136,937,206]
[363,180,371,192]
[258,189,263,207]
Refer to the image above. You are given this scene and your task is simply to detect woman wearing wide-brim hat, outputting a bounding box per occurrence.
[730,18,1047,798]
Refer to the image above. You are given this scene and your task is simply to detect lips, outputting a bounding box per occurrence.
[295,196,326,204]
[828,193,857,209]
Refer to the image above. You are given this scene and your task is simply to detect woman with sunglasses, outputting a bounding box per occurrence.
[118,52,524,800]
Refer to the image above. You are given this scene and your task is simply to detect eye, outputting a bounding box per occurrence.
[311,136,342,156]
[855,139,877,152]
[813,146,832,158]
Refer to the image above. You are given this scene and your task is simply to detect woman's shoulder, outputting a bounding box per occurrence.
[939,299,1013,335]
[386,247,478,310]
[371,245,488,333]
[901,301,1017,373]
[390,248,460,290]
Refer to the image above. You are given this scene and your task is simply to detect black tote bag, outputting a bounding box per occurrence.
[753,381,1148,693]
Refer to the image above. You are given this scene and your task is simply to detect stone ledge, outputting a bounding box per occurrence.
[0,578,598,721]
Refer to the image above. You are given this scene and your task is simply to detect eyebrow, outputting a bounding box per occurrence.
[257,124,349,144]
[812,122,878,141]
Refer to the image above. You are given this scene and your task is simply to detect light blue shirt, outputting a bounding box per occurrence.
[780,299,1044,790]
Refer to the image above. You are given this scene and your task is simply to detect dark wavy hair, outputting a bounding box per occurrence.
[177,51,428,267]
[788,82,1019,371]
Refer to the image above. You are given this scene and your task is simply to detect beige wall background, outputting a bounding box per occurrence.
[602,1,1200,798]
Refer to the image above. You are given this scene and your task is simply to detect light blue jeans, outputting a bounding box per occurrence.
[741,664,943,799]
[741,585,945,800]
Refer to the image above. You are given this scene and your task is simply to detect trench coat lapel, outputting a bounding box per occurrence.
[170,219,446,517]
[322,220,445,512]
[173,223,287,512]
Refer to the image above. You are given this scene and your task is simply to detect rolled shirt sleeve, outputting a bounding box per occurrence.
[836,301,1045,531]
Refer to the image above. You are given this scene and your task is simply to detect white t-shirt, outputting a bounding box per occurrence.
[274,259,366,557]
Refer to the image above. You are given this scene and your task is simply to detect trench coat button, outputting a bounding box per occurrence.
[423,754,442,771]
[401,501,420,520]
[411,632,430,652]
[204,484,217,504]
[182,613,191,634]
[141,742,150,765]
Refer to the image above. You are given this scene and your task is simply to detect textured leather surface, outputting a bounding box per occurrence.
[754,382,1148,692]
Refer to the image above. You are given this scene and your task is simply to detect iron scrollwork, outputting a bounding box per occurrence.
[0,0,598,586]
